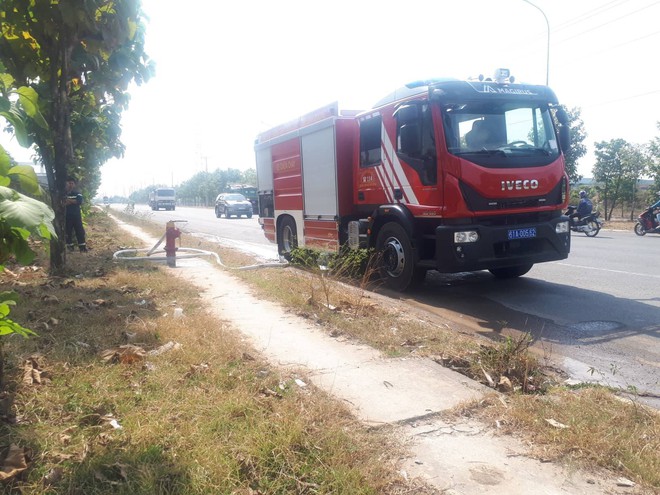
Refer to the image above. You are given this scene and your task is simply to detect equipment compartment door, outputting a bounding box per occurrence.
[301,126,338,217]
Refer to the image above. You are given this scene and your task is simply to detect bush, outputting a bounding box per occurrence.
[289,246,374,280]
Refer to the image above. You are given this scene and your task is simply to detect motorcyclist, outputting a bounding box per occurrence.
[570,190,593,226]
[650,192,660,226]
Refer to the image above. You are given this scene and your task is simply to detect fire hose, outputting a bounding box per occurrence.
[112,220,288,271]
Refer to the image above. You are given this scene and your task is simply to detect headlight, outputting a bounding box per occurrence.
[454,231,479,243]
[556,221,569,234]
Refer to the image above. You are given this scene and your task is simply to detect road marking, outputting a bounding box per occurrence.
[556,262,660,279]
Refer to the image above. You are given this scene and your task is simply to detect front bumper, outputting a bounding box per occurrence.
[228,206,252,215]
[434,217,570,273]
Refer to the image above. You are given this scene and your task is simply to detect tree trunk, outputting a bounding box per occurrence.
[47,30,76,275]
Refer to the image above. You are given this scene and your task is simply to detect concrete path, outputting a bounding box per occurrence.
[113,217,644,495]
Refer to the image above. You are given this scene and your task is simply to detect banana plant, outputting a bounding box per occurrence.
[0,70,55,345]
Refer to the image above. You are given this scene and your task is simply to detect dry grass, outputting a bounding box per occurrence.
[0,210,433,494]
[170,220,659,492]
[458,388,660,488]
[58,208,660,493]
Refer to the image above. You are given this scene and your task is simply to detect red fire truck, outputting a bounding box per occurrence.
[255,69,572,291]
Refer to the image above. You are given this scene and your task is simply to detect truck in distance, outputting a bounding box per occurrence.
[255,69,572,291]
[149,188,176,211]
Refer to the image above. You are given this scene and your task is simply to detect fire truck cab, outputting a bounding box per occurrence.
[256,69,572,291]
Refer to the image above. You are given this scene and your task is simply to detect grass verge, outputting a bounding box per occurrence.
[0,209,431,494]
[121,211,659,492]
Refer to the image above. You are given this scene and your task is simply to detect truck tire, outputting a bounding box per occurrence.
[489,264,533,279]
[278,216,298,260]
[375,222,421,291]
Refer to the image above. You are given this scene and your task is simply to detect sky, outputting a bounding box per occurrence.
[2,0,660,196]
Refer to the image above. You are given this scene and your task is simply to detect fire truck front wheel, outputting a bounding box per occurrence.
[278,217,298,260]
[376,222,422,291]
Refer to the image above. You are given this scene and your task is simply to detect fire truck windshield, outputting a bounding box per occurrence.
[441,101,560,169]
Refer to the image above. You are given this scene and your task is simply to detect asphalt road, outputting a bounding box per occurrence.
[110,204,659,402]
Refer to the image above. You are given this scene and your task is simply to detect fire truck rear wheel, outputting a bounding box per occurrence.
[488,264,533,279]
[278,217,298,260]
[376,222,420,291]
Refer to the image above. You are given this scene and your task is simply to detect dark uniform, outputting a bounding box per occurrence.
[65,180,87,252]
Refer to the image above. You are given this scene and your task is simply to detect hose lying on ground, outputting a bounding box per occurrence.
[113,246,288,271]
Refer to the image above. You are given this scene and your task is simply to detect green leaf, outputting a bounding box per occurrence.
[15,86,48,129]
[0,303,10,318]
[0,318,35,338]
[3,113,29,147]
[0,146,12,175]
[0,325,15,336]
[8,165,41,195]
[0,186,55,238]
[12,226,31,241]
[0,291,19,303]
[0,73,14,91]
[11,235,35,265]
[15,86,38,115]
[38,223,53,240]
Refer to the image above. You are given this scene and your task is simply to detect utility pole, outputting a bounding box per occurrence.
[523,0,550,86]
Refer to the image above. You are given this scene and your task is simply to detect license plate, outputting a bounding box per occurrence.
[508,227,536,240]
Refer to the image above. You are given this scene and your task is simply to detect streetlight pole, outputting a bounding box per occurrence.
[523,0,550,86]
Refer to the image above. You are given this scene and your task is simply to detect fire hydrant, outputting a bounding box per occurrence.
[165,220,181,267]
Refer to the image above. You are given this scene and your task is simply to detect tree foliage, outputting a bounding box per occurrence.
[0,0,153,273]
[648,121,660,199]
[128,168,256,206]
[560,106,588,184]
[592,139,650,220]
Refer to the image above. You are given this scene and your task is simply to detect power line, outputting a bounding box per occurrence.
[556,29,660,68]
[550,0,632,33]
[512,1,659,55]
[553,1,660,46]
[511,2,660,71]
[581,88,660,109]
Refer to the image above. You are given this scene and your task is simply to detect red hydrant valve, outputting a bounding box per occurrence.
[165,220,181,267]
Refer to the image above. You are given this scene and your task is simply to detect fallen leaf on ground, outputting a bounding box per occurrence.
[616,477,635,487]
[544,418,569,429]
[481,366,495,387]
[42,467,63,486]
[147,341,181,356]
[22,354,47,385]
[0,444,28,481]
[100,345,146,364]
[497,376,513,392]
[184,362,210,379]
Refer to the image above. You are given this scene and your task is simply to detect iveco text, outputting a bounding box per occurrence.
[501,179,539,191]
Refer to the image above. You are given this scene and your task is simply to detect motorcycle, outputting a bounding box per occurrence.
[565,206,604,237]
[634,206,660,236]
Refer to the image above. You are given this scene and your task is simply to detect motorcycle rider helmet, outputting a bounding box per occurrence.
[579,190,586,198]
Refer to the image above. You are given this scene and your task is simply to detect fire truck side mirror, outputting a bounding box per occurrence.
[559,126,571,151]
[554,107,570,151]
[555,107,569,125]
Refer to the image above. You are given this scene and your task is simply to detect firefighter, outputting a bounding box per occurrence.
[64,176,87,252]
